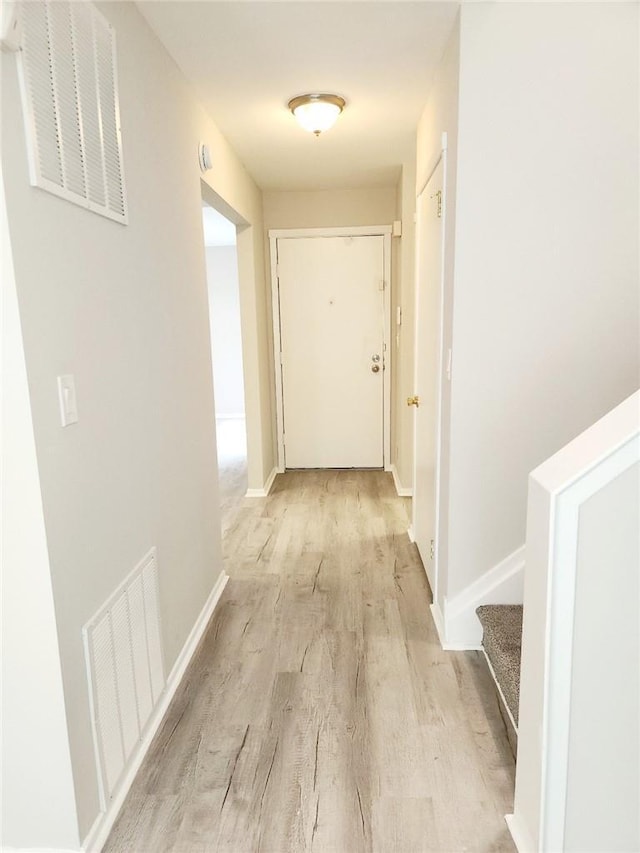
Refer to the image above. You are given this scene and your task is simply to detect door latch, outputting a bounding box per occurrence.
[407,395,420,407]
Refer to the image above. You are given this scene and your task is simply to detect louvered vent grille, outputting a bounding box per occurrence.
[18,0,127,224]
[83,549,165,805]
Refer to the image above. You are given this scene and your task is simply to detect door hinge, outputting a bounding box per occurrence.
[430,539,435,560]
[430,190,442,219]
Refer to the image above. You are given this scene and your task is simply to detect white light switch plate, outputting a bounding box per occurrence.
[57,374,78,426]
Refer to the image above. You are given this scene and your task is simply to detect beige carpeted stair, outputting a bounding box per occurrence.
[476,604,523,754]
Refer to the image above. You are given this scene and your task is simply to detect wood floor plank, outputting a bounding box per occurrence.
[371,798,442,853]
[104,469,515,853]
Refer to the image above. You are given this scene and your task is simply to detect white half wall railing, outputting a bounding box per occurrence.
[507,390,640,853]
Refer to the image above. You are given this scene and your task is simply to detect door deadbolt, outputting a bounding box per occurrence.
[371,354,381,363]
[371,364,380,373]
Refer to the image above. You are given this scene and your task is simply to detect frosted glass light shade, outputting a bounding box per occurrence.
[288,94,345,136]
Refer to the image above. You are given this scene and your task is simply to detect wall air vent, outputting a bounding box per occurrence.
[17,0,128,223]
[83,548,165,805]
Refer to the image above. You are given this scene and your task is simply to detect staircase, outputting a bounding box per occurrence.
[476,604,523,758]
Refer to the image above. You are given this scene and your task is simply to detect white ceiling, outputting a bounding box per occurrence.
[202,204,237,246]
[138,2,459,191]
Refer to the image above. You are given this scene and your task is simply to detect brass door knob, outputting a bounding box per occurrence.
[407,395,420,407]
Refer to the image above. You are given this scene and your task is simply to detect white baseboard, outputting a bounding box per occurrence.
[430,601,481,650]
[164,572,229,694]
[245,467,277,498]
[390,464,413,497]
[505,813,535,853]
[432,545,525,650]
[407,524,415,543]
[81,571,229,853]
[430,602,447,647]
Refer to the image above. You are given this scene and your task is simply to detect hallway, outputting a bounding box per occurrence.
[104,471,514,852]
[215,416,248,537]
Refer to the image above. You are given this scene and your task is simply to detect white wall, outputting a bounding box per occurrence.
[446,1,639,602]
[235,214,276,488]
[205,246,245,417]
[1,1,270,844]
[263,186,396,230]
[1,168,80,850]
[416,14,460,598]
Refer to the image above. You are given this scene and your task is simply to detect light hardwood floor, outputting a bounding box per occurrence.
[104,470,515,853]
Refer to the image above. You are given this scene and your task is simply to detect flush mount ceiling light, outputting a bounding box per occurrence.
[288,94,346,136]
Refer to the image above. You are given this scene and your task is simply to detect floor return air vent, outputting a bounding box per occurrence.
[83,547,165,806]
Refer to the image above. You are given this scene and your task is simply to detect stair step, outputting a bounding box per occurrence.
[476,604,523,730]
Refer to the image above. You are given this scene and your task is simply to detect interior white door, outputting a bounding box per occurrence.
[277,235,385,468]
[412,159,444,593]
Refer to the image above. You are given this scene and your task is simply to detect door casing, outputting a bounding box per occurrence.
[411,139,448,603]
[269,225,392,473]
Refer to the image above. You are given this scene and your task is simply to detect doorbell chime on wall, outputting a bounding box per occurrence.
[198,142,212,173]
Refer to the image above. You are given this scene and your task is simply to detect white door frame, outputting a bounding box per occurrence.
[269,225,393,473]
[411,136,448,603]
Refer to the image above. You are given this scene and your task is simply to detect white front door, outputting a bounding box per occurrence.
[412,159,445,594]
[276,235,385,468]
